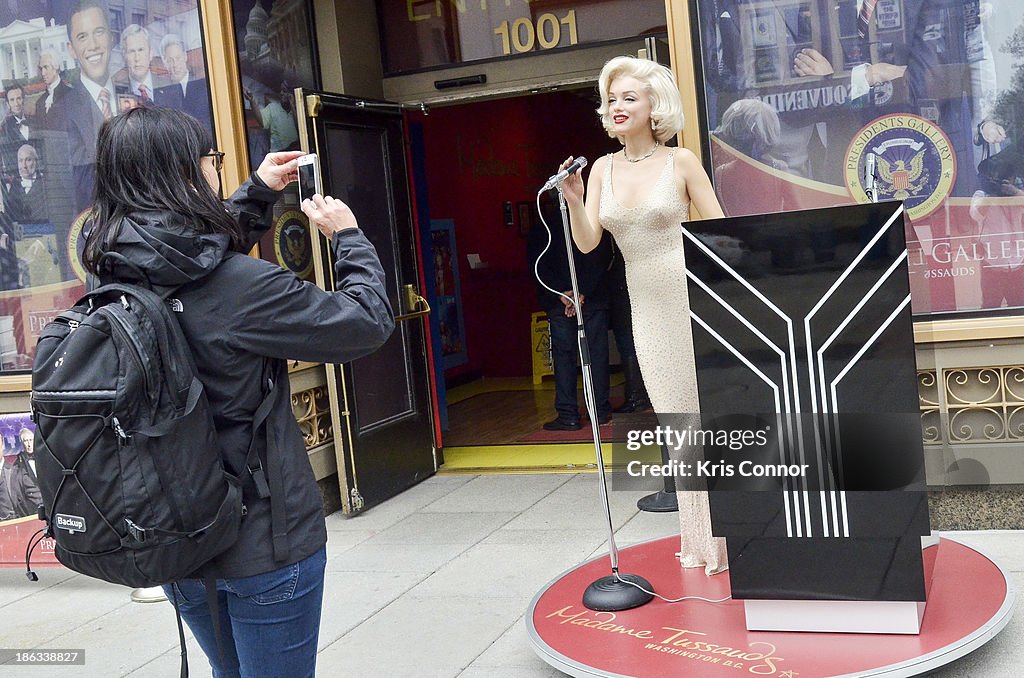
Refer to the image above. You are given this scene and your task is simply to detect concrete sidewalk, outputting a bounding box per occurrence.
[0,473,1020,677]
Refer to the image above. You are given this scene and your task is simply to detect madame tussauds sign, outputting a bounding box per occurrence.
[545,606,794,675]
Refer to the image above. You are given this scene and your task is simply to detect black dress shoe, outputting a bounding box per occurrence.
[615,396,652,414]
[543,417,582,431]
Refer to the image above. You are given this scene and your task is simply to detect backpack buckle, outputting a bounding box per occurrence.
[248,461,271,499]
[125,517,147,542]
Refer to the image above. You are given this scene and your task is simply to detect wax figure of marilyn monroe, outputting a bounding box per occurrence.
[560,56,729,575]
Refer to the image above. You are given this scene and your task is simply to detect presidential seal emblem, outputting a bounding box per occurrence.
[66,210,91,283]
[273,211,313,279]
[845,114,956,221]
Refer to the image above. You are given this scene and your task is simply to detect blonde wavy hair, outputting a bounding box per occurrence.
[597,56,684,143]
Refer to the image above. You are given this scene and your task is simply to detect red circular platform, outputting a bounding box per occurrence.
[527,537,1014,677]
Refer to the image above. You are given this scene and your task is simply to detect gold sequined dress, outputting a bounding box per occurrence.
[599,148,728,575]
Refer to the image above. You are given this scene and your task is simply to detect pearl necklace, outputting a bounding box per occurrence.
[624,141,660,163]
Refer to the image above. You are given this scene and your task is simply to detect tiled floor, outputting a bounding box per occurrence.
[0,473,1020,677]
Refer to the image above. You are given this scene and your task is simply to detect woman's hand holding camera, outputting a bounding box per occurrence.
[256,151,305,190]
[301,194,359,237]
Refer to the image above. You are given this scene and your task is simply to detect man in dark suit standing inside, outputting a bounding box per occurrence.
[527,196,613,431]
[35,51,72,130]
[60,0,125,213]
[0,85,34,179]
[154,33,212,129]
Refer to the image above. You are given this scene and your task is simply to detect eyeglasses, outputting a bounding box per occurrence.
[202,151,226,172]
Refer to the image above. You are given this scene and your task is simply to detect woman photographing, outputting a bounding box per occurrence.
[83,106,393,676]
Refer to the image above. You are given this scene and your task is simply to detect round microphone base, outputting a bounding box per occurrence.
[582,573,654,611]
[637,490,679,513]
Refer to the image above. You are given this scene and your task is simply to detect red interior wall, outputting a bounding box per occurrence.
[415,90,614,381]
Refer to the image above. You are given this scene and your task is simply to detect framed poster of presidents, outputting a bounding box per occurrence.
[0,0,217,378]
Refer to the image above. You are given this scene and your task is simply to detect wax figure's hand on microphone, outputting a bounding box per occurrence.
[256,151,305,190]
[302,194,359,237]
[558,156,584,204]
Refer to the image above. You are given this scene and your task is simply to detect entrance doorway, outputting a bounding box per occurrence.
[410,88,637,466]
[296,91,437,513]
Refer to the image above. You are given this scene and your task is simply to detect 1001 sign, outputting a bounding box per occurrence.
[494,11,578,55]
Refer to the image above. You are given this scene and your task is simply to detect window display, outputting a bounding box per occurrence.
[232,0,319,170]
[0,0,216,374]
[696,0,1024,315]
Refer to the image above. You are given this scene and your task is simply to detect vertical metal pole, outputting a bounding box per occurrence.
[557,188,621,573]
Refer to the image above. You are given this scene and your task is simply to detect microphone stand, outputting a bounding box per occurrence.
[865,153,878,204]
[554,186,653,611]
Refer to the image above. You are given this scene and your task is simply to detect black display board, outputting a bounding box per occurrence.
[684,201,930,601]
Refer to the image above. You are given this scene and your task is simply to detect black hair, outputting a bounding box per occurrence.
[4,84,22,101]
[83,106,242,275]
[66,0,109,41]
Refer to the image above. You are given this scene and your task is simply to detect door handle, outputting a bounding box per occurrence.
[396,284,431,321]
[306,94,322,117]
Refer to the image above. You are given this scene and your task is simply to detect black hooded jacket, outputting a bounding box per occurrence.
[99,175,394,578]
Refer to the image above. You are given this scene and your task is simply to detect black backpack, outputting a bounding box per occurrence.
[27,281,275,588]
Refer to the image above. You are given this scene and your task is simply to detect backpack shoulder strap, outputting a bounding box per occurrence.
[244,368,287,563]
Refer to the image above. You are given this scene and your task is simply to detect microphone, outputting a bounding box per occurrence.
[542,156,588,191]
[864,152,876,202]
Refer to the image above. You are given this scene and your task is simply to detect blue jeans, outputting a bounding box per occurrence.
[163,546,327,678]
